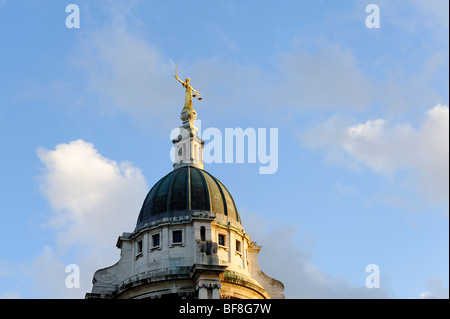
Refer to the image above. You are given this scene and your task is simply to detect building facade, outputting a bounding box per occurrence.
[86,88,284,299]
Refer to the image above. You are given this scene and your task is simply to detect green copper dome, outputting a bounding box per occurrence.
[135,166,240,231]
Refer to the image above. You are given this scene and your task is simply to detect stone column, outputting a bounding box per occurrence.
[190,264,227,299]
[196,281,222,299]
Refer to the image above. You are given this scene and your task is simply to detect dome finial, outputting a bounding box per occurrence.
[172,64,205,170]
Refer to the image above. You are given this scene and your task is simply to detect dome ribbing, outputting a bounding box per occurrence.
[135,166,240,231]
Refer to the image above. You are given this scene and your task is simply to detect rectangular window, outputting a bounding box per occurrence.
[136,240,143,259]
[236,240,241,253]
[218,234,226,246]
[172,230,183,244]
[152,233,160,248]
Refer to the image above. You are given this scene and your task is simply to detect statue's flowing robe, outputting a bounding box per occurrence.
[183,82,193,108]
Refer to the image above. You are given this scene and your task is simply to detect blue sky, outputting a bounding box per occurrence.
[0,0,448,298]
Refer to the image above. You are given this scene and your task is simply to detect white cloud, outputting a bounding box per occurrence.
[74,22,178,128]
[29,246,77,298]
[332,182,358,197]
[412,0,449,32]
[418,277,449,299]
[191,60,265,118]
[302,104,449,204]
[242,210,389,298]
[37,139,148,248]
[216,28,240,52]
[31,139,148,297]
[378,0,449,41]
[273,42,374,111]
[72,8,377,125]
[70,5,446,131]
[192,41,375,116]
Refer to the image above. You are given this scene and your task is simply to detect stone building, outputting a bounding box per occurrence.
[85,91,284,299]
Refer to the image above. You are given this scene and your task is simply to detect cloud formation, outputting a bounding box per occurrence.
[71,3,446,129]
[302,104,449,204]
[33,139,148,297]
[242,210,389,298]
[418,277,449,299]
[74,22,177,127]
[273,42,374,111]
[72,6,377,125]
[37,139,148,248]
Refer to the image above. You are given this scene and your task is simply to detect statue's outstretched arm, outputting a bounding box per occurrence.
[174,75,184,85]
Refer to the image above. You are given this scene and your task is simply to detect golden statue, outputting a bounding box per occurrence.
[174,64,202,123]
[174,64,202,110]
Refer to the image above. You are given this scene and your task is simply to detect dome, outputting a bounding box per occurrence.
[135,166,241,231]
